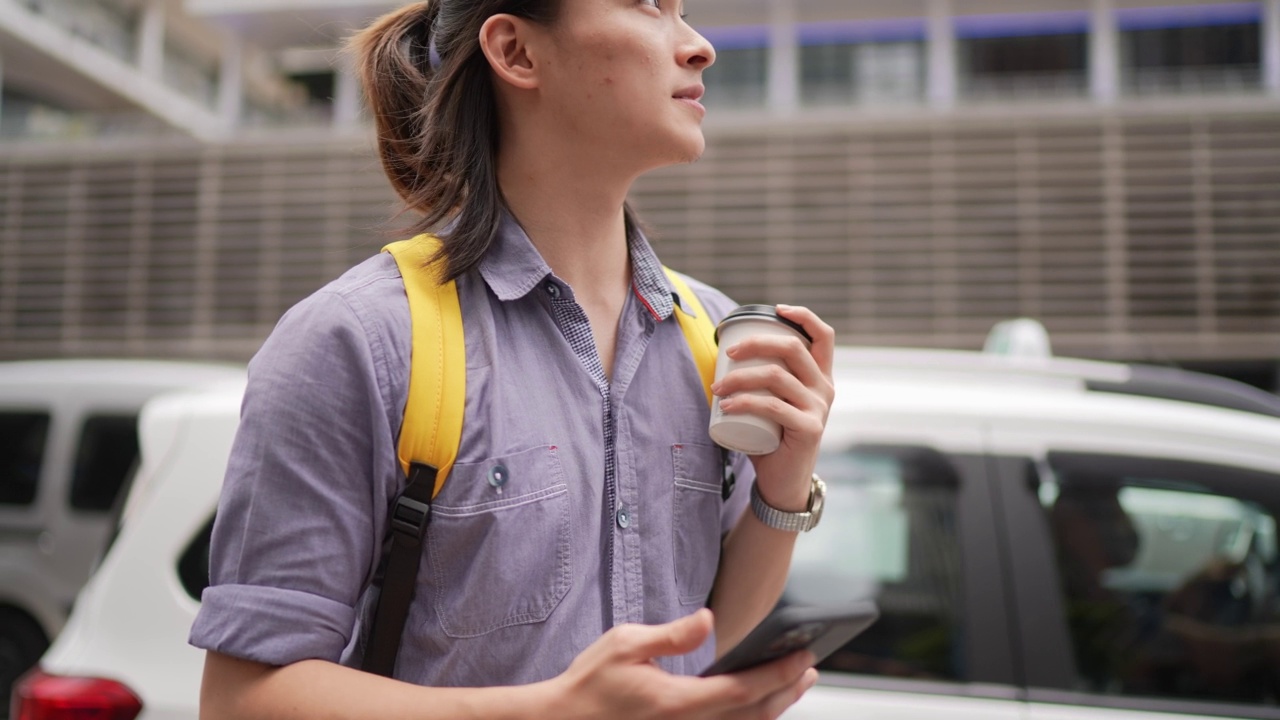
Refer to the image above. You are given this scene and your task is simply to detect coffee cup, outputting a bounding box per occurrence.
[709,305,813,455]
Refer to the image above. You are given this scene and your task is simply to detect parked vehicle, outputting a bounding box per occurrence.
[16,336,1280,719]
[0,360,244,714]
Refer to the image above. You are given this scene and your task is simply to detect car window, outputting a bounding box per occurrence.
[179,515,215,602]
[0,412,50,506]
[786,445,965,681]
[70,415,139,512]
[1036,452,1280,709]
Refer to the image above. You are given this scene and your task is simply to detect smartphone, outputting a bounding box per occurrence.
[699,601,879,677]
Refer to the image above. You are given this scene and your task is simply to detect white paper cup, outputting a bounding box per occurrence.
[709,305,813,455]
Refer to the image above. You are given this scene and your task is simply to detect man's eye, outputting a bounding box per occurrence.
[641,0,660,8]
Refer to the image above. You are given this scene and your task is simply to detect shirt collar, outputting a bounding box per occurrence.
[628,226,676,323]
[476,210,678,323]
[476,212,555,302]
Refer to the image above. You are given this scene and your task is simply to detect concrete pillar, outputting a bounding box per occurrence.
[217,34,243,131]
[1090,0,1121,104]
[927,0,957,109]
[1265,0,1280,95]
[137,0,165,80]
[333,61,362,129]
[767,0,799,115]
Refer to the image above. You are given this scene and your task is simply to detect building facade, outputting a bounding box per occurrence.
[1,0,1278,389]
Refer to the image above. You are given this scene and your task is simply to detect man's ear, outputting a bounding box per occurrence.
[478,14,540,90]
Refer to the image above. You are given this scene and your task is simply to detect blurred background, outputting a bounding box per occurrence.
[0,0,1277,390]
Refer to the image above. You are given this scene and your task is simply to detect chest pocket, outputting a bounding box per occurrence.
[425,445,573,638]
[671,442,726,606]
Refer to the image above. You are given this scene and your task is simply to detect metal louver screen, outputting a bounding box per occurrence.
[1,110,1278,363]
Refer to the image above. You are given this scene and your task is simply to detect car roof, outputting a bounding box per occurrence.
[828,347,1280,470]
[108,348,1278,431]
[0,359,245,391]
[833,347,1280,419]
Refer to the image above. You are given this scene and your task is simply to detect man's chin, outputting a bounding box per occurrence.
[635,131,707,172]
[674,132,707,164]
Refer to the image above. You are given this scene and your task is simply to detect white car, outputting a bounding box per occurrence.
[17,336,1280,720]
[0,360,244,714]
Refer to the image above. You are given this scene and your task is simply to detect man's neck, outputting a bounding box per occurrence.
[498,153,634,306]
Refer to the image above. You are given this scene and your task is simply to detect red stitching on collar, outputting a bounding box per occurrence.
[633,282,662,322]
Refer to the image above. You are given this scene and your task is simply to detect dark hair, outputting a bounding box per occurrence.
[350,1,646,281]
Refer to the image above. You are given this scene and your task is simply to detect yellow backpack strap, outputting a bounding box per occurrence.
[664,267,718,406]
[365,234,466,678]
[381,234,465,499]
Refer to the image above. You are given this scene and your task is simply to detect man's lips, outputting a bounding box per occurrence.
[673,85,706,101]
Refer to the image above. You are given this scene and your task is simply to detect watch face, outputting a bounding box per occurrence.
[809,476,826,526]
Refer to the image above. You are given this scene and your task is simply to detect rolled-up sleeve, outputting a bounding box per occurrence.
[189,287,401,667]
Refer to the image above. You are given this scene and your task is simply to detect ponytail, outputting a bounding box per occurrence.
[349,0,561,281]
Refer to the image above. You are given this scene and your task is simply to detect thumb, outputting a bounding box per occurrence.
[621,609,714,661]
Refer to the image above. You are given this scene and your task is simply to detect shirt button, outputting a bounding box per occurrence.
[616,506,632,529]
[545,282,561,300]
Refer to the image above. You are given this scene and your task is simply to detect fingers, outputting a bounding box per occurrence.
[752,668,820,720]
[712,364,817,415]
[690,650,815,715]
[777,304,836,374]
[609,608,714,662]
[721,305,835,402]
[565,630,815,720]
[723,335,826,393]
[718,392,825,443]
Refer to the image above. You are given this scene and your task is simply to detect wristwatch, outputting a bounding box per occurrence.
[750,474,826,533]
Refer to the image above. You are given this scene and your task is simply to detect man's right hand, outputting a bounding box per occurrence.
[546,609,819,720]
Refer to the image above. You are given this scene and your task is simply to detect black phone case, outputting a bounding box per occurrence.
[699,601,879,677]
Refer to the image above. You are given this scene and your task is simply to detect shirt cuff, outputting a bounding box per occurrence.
[189,584,356,667]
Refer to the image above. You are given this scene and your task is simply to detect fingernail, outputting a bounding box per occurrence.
[710,382,723,394]
[776,304,791,310]
[719,398,732,411]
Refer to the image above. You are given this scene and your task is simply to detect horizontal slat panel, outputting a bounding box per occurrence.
[2,111,1279,363]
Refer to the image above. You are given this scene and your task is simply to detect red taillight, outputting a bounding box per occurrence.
[11,669,143,720]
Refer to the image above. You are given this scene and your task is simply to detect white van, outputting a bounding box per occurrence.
[0,360,244,713]
[18,338,1280,720]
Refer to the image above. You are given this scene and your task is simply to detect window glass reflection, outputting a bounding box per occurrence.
[786,446,964,681]
[801,41,925,107]
[0,412,50,507]
[1038,453,1280,706]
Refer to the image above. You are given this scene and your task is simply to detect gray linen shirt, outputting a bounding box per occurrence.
[189,214,755,684]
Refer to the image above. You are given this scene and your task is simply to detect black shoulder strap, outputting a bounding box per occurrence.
[362,462,438,677]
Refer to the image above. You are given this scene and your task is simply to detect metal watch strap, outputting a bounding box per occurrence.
[750,474,825,533]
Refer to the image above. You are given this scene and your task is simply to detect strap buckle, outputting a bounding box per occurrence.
[390,496,432,542]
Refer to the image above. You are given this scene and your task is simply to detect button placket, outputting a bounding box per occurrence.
[539,274,624,625]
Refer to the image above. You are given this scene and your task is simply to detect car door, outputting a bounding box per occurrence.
[783,442,1026,720]
[990,446,1280,720]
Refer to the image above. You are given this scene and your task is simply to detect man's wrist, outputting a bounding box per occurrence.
[750,475,826,534]
[513,679,562,720]
[754,476,812,513]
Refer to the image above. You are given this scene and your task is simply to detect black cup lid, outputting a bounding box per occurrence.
[715,304,813,344]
